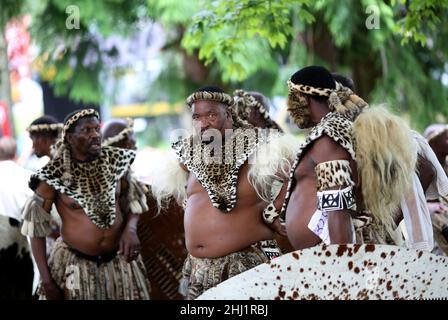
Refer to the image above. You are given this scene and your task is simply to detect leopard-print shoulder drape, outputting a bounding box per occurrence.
[172,128,269,212]
[30,146,135,229]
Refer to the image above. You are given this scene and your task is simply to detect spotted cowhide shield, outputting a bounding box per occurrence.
[197,244,448,300]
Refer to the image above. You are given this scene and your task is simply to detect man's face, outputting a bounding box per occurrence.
[191,100,231,142]
[287,93,312,129]
[30,133,51,158]
[67,117,102,159]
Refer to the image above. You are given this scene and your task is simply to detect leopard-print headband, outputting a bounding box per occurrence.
[27,123,63,133]
[287,80,367,119]
[287,80,341,97]
[186,90,252,128]
[102,118,134,146]
[62,109,99,141]
[186,91,234,108]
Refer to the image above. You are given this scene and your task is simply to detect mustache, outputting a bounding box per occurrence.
[89,139,101,146]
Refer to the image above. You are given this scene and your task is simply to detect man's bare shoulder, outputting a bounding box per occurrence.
[35,180,56,199]
[309,134,351,164]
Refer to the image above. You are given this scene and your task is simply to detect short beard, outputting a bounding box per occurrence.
[85,148,101,161]
[287,93,312,129]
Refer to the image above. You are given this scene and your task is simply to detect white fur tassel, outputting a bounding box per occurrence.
[149,150,188,212]
[248,133,301,202]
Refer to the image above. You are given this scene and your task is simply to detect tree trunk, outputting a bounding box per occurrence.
[306,15,338,69]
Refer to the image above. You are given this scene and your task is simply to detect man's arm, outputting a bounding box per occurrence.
[118,212,141,262]
[263,180,288,236]
[311,135,355,244]
[24,181,63,299]
[118,176,143,262]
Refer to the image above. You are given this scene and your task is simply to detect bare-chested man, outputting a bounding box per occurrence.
[280,66,436,250]
[102,118,191,299]
[232,89,296,253]
[152,86,297,299]
[21,109,150,300]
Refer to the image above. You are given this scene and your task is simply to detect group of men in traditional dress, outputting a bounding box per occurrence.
[152,66,448,299]
[2,65,447,300]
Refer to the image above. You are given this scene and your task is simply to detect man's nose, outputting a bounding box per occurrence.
[199,118,210,129]
[90,130,100,139]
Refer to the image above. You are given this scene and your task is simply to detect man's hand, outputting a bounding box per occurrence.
[268,219,287,237]
[428,202,448,215]
[42,278,64,300]
[118,226,141,262]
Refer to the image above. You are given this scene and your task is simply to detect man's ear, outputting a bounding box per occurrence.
[65,132,74,144]
[305,95,312,106]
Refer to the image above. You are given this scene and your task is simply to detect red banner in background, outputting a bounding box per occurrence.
[0,101,11,137]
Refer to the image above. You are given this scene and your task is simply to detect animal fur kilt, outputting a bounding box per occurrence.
[180,240,281,300]
[38,238,151,300]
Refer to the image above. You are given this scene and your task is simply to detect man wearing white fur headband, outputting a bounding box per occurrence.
[22,109,151,300]
[151,86,299,299]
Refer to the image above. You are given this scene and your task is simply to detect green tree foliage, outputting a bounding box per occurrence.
[182,0,312,82]
[29,0,147,104]
[392,0,448,45]
[0,0,26,28]
[181,0,448,130]
[144,0,202,104]
[4,0,448,130]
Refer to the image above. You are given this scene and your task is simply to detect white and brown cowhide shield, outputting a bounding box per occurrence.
[197,244,448,300]
[0,215,34,299]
